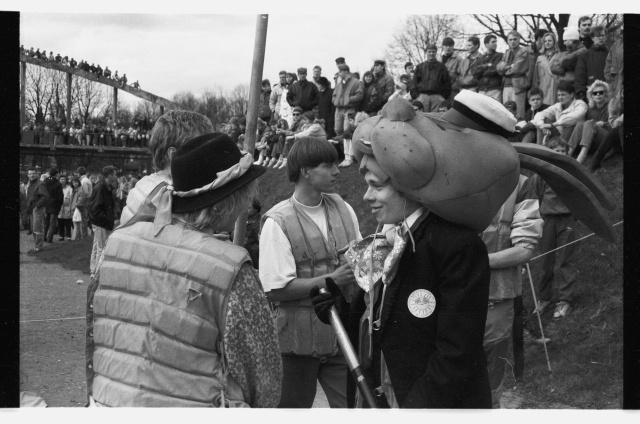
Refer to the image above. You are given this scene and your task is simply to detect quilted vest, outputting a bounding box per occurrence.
[90,220,250,406]
[262,193,357,356]
[480,176,525,300]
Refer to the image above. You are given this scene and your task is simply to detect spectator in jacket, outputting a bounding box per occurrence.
[497,31,531,119]
[516,87,550,143]
[575,25,609,100]
[316,76,336,140]
[475,35,505,103]
[44,167,64,243]
[88,166,117,277]
[69,177,86,240]
[578,16,593,49]
[359,71,381,115]
[550,28,586,85]
[270,71,287,121]
[26,167,49,253]
[441,37,461,101]
[372,59,395,112]
[57,174,73,241]
[410,44,452,112]
[86,133,281,407]
[312,65,322,88]
[604,35,623,98]
[532,80,588,145]
[590,86,623,172]
[120,110,214,226]
[532,32,560,106]
[76,166,93,237]
[456,36,482,92]
[332,64,364,153]
[404,61,415,80]
[259,79,272,123]
[286,67,319,112]
[567,80,611,164]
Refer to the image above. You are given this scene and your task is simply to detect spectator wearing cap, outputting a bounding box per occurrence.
[270,71,288,121]
[332,64,364,148]
[372,59,395,112]
[442,37,462,100]
[335,57,346,67]
[316,76,336,139]
[578,15,593,49]
[103,66,112,78]
[286,67,319,113]
[260,79,272,123]
[497,30,532,119]
[474,35,505,103]
[574,25,608,100]
[410,44,452,112]
[550,28,586,85]
[455,36,482,93]
[532,32,560,106]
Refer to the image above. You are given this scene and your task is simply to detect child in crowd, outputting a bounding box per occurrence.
[531,136,579,319]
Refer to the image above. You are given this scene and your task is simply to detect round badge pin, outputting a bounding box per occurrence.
[407,289,436,318]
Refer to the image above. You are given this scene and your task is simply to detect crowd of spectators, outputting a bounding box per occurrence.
[21,119,152,148]
[20,45,140,89]
[219,16,622,174]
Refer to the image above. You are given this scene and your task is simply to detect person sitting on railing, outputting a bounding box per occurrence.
[48,52,54,62]
[103,67,111,78]
[96,65,103,77]
[55,53,61,63]
[70,58,77,68]
[132,80,140,89]
[61,56,68,65]
[90,63,97,74]
[35,48,41,59]
[113,71,119,81]
[120,73,128,87]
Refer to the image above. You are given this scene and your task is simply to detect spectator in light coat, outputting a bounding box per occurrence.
[497,30,532,119]
[531,80,588,145]
[270,71,287,121]
[332,64,364,142]
[550,28,586,85]
[532,32,560,106]
[26,167,49,253]
[604,36,623,98]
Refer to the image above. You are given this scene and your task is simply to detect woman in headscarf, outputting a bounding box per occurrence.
[532,32,560,105]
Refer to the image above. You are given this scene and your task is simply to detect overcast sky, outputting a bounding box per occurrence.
[17,3,632,109]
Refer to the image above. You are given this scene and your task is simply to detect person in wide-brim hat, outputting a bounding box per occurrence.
[85,132,282,408]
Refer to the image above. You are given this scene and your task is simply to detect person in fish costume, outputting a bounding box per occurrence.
[311,92,616,408]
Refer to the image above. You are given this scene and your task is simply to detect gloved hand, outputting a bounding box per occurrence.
[310,278,342,325]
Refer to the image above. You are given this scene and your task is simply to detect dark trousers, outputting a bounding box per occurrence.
[278,352,348,408]
[58,218,72,239]
[512,295,524,380]
[44,212,59,242]
[538,215,578,303]
[590,126,623,171]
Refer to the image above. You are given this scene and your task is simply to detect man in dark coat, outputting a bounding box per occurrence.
[575,25,608,100]
[88,166,117,276]
[26,167,49,253]
[286,67,319,112]
[410,44,452,112]
[44,167,64,243]
[316,77,336,139]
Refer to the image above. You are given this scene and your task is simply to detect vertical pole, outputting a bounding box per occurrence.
[233,14,268,247]
[20,62,26,128]
[66,72,72,136]
[113,87,118,124]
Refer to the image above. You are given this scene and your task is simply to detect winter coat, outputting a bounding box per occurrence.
[88,181,115,231]
[373,70,395,106]
[317,87,336,139]
[58,185,73,219]
[410,60,452,99]
[604,39,623,96]
[575,44,609,97]
[26,179,49,214]
[456,53,482,89]
[533,51,560,105]
[360,81,382,114]
[497,46,531,93]
[286,80,319,112]
[269,83,285,115]
[532,99,588,133]
[332,75,364,109]
[474,51,505,92]
[442,52,461,92]
[260,88,272,122]
[552,43,587,83]
[44,176,64,214]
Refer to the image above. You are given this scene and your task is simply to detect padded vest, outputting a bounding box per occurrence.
[262,194,357,356]
[480,176,525,300]
[91,220,250,407]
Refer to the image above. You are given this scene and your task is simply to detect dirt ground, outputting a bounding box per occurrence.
[19,229,557,409]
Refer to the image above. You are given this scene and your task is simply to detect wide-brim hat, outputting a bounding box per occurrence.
[171,132,266,213]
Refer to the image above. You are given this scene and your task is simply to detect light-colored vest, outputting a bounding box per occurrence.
[263,193,357,356]
[90,220,249,406]
[481,176,526,300]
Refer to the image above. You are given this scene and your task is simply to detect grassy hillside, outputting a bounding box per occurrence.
[256,152,624,409]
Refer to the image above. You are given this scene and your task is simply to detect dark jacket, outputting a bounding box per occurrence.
[89,181,115,231]
[575,44,609,98]
[259,89,272,122]
[497,46,531,93]
[474,51,504,92]
[359,80,382,114]
[317,87,336,139]
[286,80,319,112]
[44,176,64,214]
[519,104,550,134]
[371,211,492,408]
[373,70,395,107]
[410,60,452,99]
[26,179,49,214]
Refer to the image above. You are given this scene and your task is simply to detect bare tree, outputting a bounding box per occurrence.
[384,15,464,75]
[72,77,109,124]
[173,91,200,112]
[228,84,249,117]
[200,87,230,131]
[24,64,56,125]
